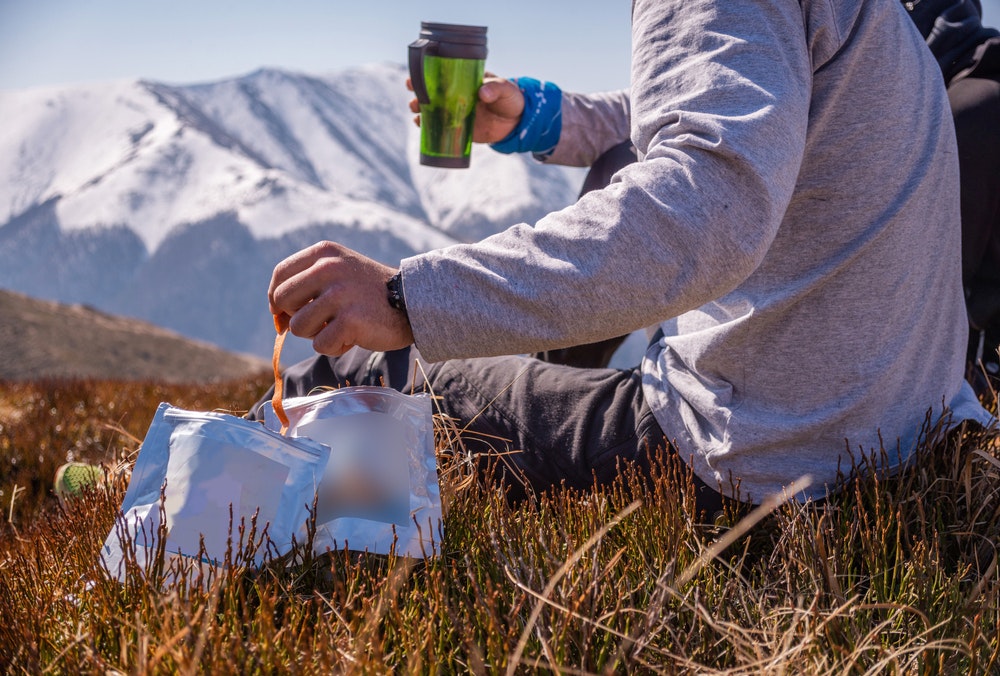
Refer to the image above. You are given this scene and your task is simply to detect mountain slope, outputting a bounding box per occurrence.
[0,289,268,383]
[0,64,583,363]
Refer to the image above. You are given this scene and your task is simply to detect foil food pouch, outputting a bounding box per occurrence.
[101,404,330,582]
[258,387,440,558]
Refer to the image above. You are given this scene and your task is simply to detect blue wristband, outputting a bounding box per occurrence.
[489,77,562,159]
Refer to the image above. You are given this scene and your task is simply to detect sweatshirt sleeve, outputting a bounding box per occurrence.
[541,90,632,167]
[401,0,812,363]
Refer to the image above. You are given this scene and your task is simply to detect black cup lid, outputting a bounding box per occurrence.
[419,22,487,47]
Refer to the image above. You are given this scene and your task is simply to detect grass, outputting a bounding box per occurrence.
[1,376,998,673]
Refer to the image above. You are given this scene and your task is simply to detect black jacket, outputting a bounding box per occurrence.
[903,0,1000,82]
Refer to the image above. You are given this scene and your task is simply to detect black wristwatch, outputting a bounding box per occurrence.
[386,271,406,312]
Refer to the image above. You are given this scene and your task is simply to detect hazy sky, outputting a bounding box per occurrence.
[1,1,999,93]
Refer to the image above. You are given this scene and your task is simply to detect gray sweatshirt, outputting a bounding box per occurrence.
[401,0,993,502]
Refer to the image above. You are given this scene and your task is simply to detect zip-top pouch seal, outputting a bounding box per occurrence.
[258,386,440,558]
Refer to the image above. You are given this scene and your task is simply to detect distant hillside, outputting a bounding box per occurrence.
[0,289,268,383]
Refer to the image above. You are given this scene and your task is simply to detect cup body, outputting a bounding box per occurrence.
[409,23,487,168]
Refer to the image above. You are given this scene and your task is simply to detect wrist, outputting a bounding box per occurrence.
[489,77,563,159]
[386,270,407,314]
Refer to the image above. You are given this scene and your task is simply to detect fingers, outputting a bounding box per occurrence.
[407,77,420,114]
[268,241,343,317]
[472,78,524,144]
[405,74,515,135]
[310,308,359,356]
[270,245,357,353]
[274,257,358,353]
[285,286,338,340]
[408,76,421,126]
[479,77,523,115]
[409,95,421,126]
[267,241,415,357]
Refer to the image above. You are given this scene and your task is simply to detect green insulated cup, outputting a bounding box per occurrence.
[409,22,487,168]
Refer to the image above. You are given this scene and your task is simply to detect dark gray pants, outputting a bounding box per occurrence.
[251,344,727,517]
[949,40,1000,396]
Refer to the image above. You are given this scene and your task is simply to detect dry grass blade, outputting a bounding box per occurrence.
[506,500,642,675]
[503,568,634,644]
[7,485,25,527]
[973,448,1000,471]
[2,377,999,673]
[966,552,998,606]
[674,475,813,588]
[101,422,144,447]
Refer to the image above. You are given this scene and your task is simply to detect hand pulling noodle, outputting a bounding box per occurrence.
[272,314,290,434]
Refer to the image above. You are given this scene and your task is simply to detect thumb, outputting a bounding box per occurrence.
[479,81,503,103]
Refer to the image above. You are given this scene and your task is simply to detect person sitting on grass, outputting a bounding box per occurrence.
[531,0,1000,395]
[252,0,995,519]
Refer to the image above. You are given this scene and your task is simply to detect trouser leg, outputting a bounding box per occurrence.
[948,71,1000,392]
[949,74,1000,309]
[252,346,728,518]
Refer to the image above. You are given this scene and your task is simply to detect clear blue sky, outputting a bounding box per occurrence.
[0,1,631,93]
[2,1,999,93]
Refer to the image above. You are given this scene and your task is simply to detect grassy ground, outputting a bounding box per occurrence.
[1,376,998,674]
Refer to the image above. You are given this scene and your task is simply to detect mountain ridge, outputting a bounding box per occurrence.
[0,64,584,364]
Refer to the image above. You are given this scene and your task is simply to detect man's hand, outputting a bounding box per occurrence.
[269,241,414,357]
[408,74,524,144]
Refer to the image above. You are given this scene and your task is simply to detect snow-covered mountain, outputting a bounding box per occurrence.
[0,64,582,362]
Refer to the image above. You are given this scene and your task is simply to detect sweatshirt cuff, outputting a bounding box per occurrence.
[399,252,460,363]
[489,77,563,160]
